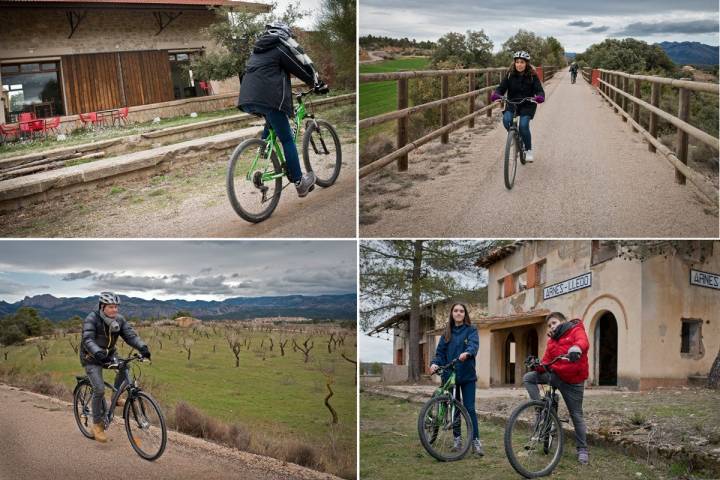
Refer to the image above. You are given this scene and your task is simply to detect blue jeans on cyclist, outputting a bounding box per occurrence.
[452,381,480,441]
[502,110,531,151]
[241,103,303,183]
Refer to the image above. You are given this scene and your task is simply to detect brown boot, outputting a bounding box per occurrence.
[116,398,126,408]
[92,422,108,443]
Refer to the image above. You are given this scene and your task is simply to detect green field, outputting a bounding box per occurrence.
[360,57,430,120]
[0,323,356,478]
[360,392,711,480]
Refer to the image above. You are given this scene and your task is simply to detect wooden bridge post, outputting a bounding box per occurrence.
[631,79,641,132]
[621,75,628,121]
[468,72,475,128]
[675,87,690,184]
[486,72,492,118]
[440,75,449,144]
[397,78,409,171]
[612,74,618,112]
[648,82,660,153]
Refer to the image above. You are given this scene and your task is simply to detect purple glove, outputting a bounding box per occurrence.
[490,91,502,102]
[534,95,545,104]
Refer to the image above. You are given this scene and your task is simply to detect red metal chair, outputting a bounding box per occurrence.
[78,112,99,128]
[44,116,61,135]
[18,112,36,123]
[199,81,213,96]
[111,107,129,126]
[0,123,20,143]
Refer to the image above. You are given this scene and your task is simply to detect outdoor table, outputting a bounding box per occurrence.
[97,108,120,127]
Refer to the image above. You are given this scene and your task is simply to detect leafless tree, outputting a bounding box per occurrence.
[278,338,289,356]
[68,337,79,355]
[180,337,194,361]
[293,337,314,363]
[36,342,49,361]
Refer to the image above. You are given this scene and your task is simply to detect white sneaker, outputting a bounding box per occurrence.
[525,149,534,163]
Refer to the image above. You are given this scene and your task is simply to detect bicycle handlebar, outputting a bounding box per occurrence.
[525,354,568,371]
[499,95,537,104]
[431,358,459,375]
[105,353,149,370]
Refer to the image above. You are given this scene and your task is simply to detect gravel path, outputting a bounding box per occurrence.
[0,384,341,480]
[360,70,718,237]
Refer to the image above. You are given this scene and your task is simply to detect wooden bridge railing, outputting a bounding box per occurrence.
[587,67,718,204]
[359,66,559,178]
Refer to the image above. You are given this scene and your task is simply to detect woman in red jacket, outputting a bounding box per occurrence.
[523,311,590,465]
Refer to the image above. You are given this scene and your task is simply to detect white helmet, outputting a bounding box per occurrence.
[99,291,121,305]
[513,50,531,61]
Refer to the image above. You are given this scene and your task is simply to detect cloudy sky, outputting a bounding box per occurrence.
[0,240,356,302]
[255,0,323,30]
[360,0,719,52]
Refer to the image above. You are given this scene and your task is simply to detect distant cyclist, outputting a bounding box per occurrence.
[238,21,329,197]
[80,292,150,443]
[569,62,579,84]
[490,51,545,162]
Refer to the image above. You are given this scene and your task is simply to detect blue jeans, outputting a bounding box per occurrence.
[85,363,125,423]
[241,104,302,182]
[453,381,480,440]
[502,110,532,151]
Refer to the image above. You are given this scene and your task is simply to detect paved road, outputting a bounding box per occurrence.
[0,384,340,480]
[360,70,718,237]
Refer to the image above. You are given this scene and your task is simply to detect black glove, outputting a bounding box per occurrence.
[314,81,329,94]
[524,355,539,369]
[139,346,151,360]
[567,346,582,363]
[93,351,108,363]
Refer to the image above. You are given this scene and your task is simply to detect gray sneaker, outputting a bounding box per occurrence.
[451,436,462,452]
[578,447,589,465]
[295,172,316,197]
[472,438,485,456]
[525,149,534,162]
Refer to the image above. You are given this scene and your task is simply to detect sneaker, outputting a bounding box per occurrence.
[115,397,125,408]
[472,438,485,456]
[578,447,589,465]
[294,172,316,197]
[451,436,462,452]
[525,149,534,163]
[92,422,108,443]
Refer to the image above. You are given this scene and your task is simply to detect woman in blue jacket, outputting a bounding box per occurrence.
[430,303,483,456]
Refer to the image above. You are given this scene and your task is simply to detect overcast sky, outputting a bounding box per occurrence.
[359,0,719,52]
[0,240,356,303]
[255,0,323,30]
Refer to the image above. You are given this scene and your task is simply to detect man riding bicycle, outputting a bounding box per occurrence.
[569,62,579,83]
[79,291,150,443]
[237,21,329,198]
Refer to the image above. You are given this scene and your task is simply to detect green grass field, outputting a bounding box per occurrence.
[360,392,710,480]
[1,324,356,477]
[359,57,430,120]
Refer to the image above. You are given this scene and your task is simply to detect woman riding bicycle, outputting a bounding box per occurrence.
[80,291,150,443]
[523,312,589,465]
[429,303,484,456]
[237,21,328,198]
[490,50,545,162]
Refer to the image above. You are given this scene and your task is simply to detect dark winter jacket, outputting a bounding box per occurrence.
[536,319,589,384]
[494,69,545,118]
[237,32,317,117]
[431,323,479,385]
[80,311,146,366]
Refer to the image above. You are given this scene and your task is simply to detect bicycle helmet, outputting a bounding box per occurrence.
[99,291,121,305]
[265,21,293,38]
[513,50,531,61]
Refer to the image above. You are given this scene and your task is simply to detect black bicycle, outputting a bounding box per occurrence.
[417,359,474,461]
[504,355,569,478]
[570,71,577,84]
[73,353,167,461]
[497,96,537,190]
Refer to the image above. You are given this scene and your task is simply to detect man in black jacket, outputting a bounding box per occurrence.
[238,21,328,197]
[80,291,150,442]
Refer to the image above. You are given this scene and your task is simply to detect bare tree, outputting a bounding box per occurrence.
[227,334,245,367]
[709,348,720,389]
[68,337,79,355]
[36,342,49,361]
[293,337,314,363]
[180,337,194,361]
[327,332,336,354]
[267,337,274,351]
[279,338,289,356]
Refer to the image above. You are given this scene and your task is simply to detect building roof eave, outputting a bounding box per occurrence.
[475,240,529,268]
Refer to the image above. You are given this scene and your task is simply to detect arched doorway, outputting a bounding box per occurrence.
[594,311,618,385]
[504,333,516,384]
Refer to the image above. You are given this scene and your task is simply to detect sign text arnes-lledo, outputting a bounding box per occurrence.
[690,269,720,290]
[543,272,592,300]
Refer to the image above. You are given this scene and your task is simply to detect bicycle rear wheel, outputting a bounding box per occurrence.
[73,381,94,439]
[504,400,564,478]
[504,129,519,189]
[124,391,167,461]
[226,138,283,223]
[418,394,473,462]
[302,119,342,187]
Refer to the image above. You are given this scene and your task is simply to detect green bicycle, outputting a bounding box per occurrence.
[226,87,342,223]
[417,358,474,461]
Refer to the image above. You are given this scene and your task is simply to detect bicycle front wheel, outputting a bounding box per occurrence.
[417,394,473,462]
[226,138,283,223]
[124,391,167,461]
[504,400,564,478]
[73,381,94,439]
[302,120,341,187]
[504,129,519,189]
